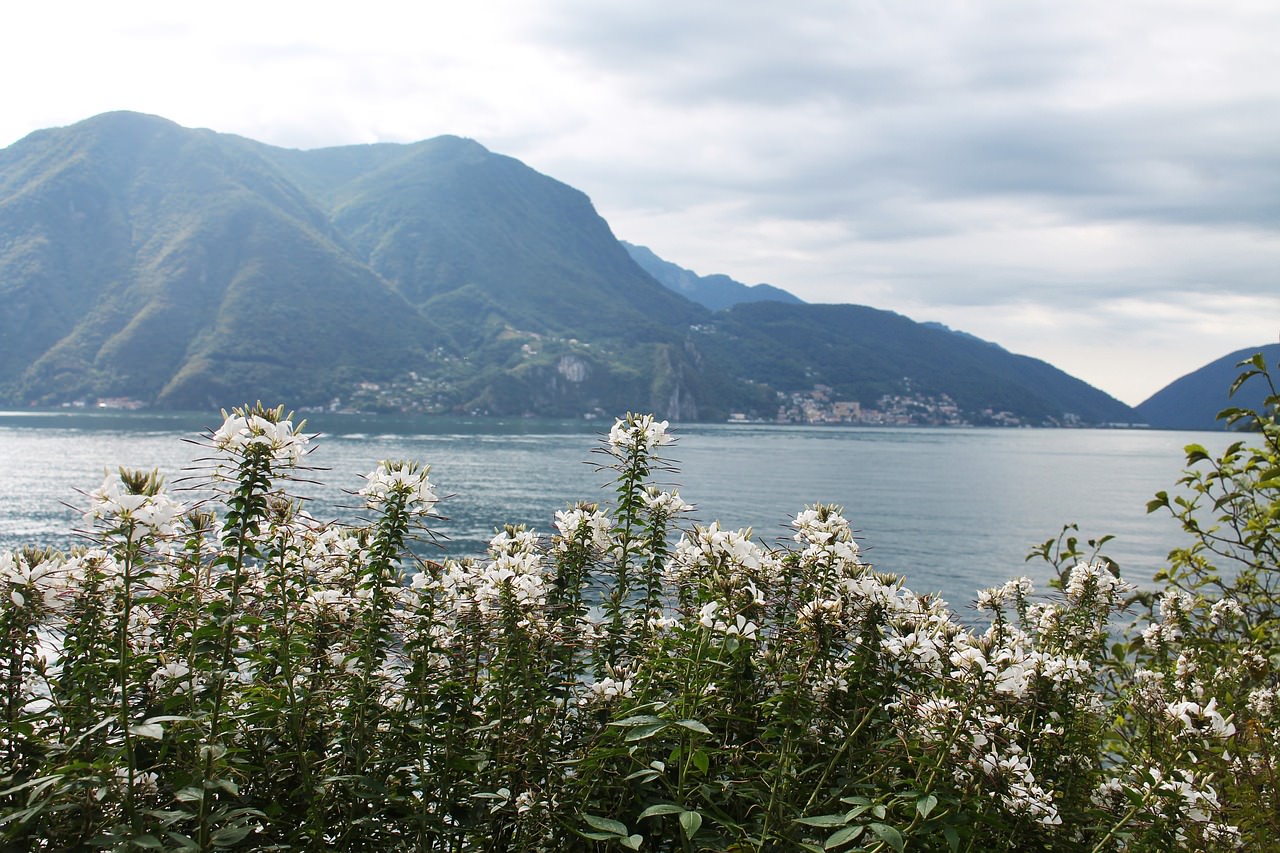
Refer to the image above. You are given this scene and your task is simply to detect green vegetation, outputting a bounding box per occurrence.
[1,358,1277,851]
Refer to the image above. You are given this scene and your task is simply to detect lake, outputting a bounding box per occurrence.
[0,410,1233,608]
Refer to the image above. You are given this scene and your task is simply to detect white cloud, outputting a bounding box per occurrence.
[1,0,1277,405]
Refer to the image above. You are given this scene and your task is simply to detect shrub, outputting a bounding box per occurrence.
[0,377,1275,851]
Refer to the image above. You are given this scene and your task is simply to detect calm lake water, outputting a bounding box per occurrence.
[0,410,1234,608]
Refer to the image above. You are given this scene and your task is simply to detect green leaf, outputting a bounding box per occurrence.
[611,714,664,727]
[164,831,200,852]
[915,794,938,819]
[624,722,668,742]
[679,810,703,838]
[1185,444,1211,464]
[795,814,850,828]
[689,748,709,775]
[638,804,684,819]
[674,718,711,735]
[869,823,904,853]
[129,722,165,739]
[622,834,644,850]
[174,786,204,803]
[825,824,865,849]
[583,814,629,836]
[210,825,253,847]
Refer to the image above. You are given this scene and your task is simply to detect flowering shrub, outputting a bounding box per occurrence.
[1,390,1277,851]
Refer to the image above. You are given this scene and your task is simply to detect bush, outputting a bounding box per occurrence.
[0,379,1276,851]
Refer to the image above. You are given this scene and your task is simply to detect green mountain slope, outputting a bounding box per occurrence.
[0,112,1139,425]
[1137,344,1280,430]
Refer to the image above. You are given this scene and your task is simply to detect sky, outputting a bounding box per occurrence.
[3,1,1277,406]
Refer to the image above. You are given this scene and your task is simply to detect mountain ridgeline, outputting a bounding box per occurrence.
[0,112,1138,425]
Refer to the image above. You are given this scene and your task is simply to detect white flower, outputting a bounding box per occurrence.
[84,470,186,536]
[1164,696,1237,739]
[553,504,612,554]
[672,522,765,577]
[797,596,843,628]
[1247,686,1276,718]
[607,413,672,455]
[1209,597,1244,626]
[580,675,635,706]
[1065,562,1134,607]
[697,600,758,639]
[976,577,1033,612]
[880,630,943,673]
[212,409,308,466]
[642,487,694,516]
[359,460,438,516]
[1158,590,1196,625]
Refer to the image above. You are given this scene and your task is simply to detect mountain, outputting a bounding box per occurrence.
[0,112,441,410]
[1137,344,1280,430]
[621,241,804,311]
[0,112,1138,426]
[701,302,1134,424]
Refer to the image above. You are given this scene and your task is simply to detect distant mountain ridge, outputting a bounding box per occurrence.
[621,241,804,311]
[1137,344,1280,430]
[0,111,1138,426]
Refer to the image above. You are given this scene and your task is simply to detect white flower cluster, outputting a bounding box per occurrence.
[791,505,861,571]
[359,460,439,516]
[974,743,1062,826]
[671,522,767,580]
[641,486,694,517]
[552,503,612,555]
[1064,561,1134,607]
[211,410,309,466]
[1164,696,1237,740]
[607,413,672,455]
[1095,766,1239,846]
[1209,597,1244,626]
[1248,686,1277,718]
[1,551,64,610]
[976,577,1034,612]
[698,600,759,640]
[881,628,946,675]
[431,528,551,627]
[579,671,635,707]
[83,471,187,537]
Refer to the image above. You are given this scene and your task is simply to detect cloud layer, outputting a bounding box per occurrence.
[3,1,1277,404]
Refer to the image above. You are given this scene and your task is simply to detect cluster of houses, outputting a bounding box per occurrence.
[730,384,1031,427]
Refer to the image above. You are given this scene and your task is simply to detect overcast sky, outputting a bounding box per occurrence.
[3,1,1277,405]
